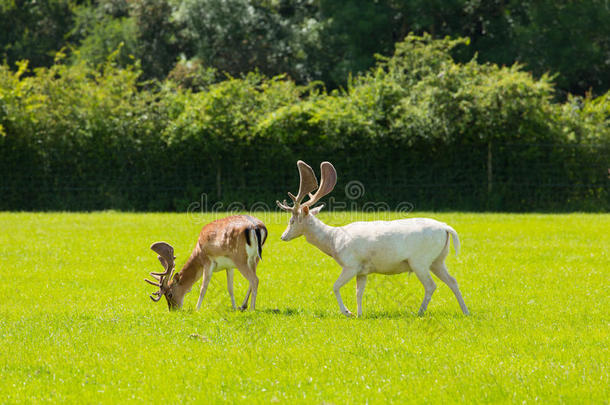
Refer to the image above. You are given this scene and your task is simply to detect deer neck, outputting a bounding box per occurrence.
[172,246,204,297]
[303,215,337,257]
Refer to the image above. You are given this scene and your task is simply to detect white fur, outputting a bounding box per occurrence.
[246,228,260,266]
[281,213,469,317]
[211,256,236,271]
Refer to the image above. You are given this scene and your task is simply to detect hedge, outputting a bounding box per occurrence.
[1,36,608,211]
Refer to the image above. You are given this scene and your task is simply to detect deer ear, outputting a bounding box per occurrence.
[302,205,310,216]
[310,204,324,215]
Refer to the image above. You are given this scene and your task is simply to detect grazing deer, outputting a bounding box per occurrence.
[145,215,267,311]
[276,161,469,317]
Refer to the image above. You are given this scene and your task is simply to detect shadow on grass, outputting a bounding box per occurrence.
[183,306,473,320]
[259,307,304,316]
[347,309,469,320]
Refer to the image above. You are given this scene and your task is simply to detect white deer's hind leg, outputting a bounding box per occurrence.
[430,261,469,315]
[333,268,357,317]
[196,262,215,311]
[410,261,436,316]
[356,275,367,317]
[226,268,237,309]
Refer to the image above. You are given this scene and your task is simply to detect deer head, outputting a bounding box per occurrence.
[145,242,182,310]
[276,160,337,241]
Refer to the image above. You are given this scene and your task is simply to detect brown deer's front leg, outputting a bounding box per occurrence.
[196,261,215,311]
[226,268,237,310]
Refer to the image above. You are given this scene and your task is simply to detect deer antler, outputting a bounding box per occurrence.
[276,160,318,212]
[144,242,176,302]
[303,162,337,208]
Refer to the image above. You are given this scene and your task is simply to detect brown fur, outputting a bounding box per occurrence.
[163,215,267,310]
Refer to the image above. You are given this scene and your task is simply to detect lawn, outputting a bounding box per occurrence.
[0,211,608,403]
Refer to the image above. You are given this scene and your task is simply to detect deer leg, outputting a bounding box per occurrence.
[236,263,258,311]
[226,268,237,310]
[196,262,215,311]
[240,287,251,311]
[248,274,259,311]
[334,267,358,317]
[356,275,367,317]
[410,261,436,316]
[430,261,469,315]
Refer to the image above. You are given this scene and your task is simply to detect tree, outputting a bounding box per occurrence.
[173,0,325,83]
[505,0,610,96]
[69,2,138,68]
[0,0,76,69]
[129,0,181,80]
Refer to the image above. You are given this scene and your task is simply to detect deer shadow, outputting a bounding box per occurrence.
[258,307,472,320]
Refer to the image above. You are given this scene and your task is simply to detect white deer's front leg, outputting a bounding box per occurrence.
[411,262,436,316]
[333,268,357,317]
[356,275,367,317]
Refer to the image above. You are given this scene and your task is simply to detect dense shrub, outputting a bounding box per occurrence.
[0,36,608,211]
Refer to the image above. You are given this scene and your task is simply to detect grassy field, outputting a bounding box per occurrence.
[0,211,608,403]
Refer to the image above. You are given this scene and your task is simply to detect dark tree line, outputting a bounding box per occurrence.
[1,0,609,96]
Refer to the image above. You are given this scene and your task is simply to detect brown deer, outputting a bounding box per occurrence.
[145,215,267,311]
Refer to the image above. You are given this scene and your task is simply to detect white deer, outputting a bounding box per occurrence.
[276,161,469,317]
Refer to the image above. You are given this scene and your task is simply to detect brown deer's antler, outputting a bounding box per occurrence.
[145,242,176,302]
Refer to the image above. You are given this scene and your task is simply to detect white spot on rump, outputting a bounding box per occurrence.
[245,229,259,267]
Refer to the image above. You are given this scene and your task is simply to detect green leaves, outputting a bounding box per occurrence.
[0,35,608,211]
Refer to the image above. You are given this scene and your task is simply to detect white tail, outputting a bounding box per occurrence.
[446,226,460,257]
[246,228,261,263]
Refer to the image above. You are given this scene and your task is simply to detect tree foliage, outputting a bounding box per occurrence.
[1,0,609,96]
[173,0,325,83]
[0,0,76,68]
[1,36,608,211]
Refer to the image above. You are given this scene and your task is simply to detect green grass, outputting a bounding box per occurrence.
[1,211,608,403]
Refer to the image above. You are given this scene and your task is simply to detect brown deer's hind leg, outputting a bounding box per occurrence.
[236,261,259,311]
